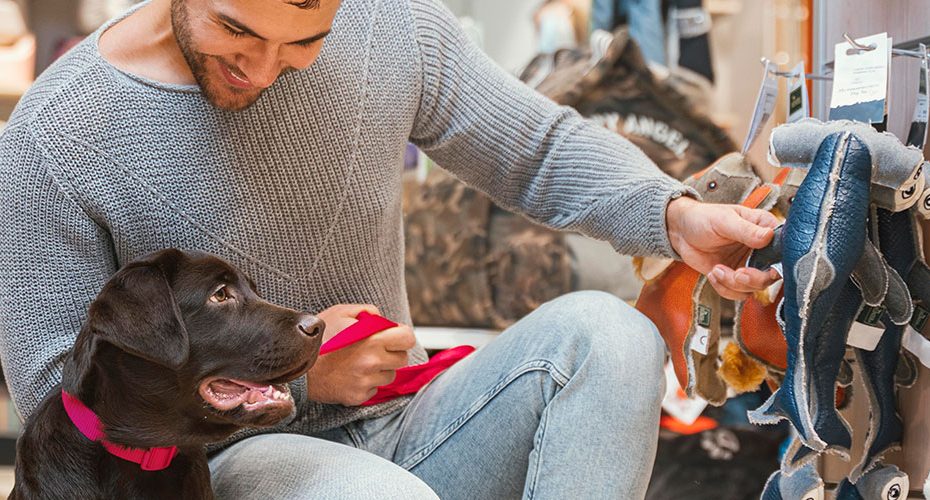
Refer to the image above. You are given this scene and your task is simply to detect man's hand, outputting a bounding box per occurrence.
[306,304,417,406]
[666,196,782,301]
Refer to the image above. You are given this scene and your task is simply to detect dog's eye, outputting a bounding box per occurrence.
[210,285,230,303]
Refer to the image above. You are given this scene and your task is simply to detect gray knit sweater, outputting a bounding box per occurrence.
[0,0,689,437]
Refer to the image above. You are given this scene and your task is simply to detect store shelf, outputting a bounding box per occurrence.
[415,326,499,351]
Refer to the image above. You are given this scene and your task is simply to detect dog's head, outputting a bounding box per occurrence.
[62,249,323,446]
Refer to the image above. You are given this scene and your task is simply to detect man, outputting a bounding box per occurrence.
[0,0,779,497]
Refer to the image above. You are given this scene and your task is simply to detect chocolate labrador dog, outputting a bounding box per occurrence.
[10,249,323,499]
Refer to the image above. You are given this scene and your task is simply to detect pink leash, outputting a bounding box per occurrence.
[61,390,178,471]
[320,312,475,406]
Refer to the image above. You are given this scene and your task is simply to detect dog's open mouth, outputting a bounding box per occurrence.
[198,378,293,412]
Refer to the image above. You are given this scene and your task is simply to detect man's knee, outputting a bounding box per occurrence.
[210,434,439,500]
[541,290,666,375]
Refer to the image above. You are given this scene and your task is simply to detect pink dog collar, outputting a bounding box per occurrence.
[61,390,178,471]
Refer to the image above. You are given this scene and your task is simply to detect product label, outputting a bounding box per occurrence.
[911,304,930,332]
[829,33,890,124]
[906,45,929,149]
[742,60,779,154]
[786,62,810,123]
[847,305,886,351]
[904,326,930,368]
[690,327,710,355]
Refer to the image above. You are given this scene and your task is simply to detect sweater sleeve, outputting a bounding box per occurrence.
[0,124,119,420]
[408,0,695,259]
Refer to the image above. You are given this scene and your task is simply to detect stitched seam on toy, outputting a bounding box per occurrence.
[47,129,296,282]
[848,348,900,481]
[397,360,568,470]
[795,132,851,448]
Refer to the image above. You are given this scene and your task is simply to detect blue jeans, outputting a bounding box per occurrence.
[209,291,667,499]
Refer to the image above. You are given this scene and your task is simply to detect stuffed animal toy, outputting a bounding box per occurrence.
[635,153,768,404]
[749,131,873,459]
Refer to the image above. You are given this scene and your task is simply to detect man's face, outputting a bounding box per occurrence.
[171,0,340,111]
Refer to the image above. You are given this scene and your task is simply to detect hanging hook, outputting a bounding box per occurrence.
[843,32,877,53]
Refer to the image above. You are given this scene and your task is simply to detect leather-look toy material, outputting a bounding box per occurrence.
[768,118,926,212]
[772,167,807,219]
[749,132,872,458]
[736,171,798,376]
[834,464,908,500]
[636,265,727,403]
[736,288,786,372]
[916,167,930,220]
[636,152,765,404]
[761,461,824,500]
[848,208,919,480]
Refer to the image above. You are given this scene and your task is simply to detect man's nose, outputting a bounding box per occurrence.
[241,47,282,88]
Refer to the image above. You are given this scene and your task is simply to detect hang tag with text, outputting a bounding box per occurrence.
[786,62,810,123]
[906,44,929,149]
[742,60,779,154]
[829,33,890,124]
[847,305,886,351]
[690,305,712,355]
[903,326,930,368]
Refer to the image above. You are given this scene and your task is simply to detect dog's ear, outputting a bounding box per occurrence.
[86,255,190,370]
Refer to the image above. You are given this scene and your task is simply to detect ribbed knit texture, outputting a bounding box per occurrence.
[0,0,690,441]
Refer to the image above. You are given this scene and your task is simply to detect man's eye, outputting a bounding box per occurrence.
[223,25,246,38]
[210,285,230,303]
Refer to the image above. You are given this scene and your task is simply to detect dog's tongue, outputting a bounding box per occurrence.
[200,378,291,412]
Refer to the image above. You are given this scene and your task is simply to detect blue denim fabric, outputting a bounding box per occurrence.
[591,0,666,64]
[208,291,667,499]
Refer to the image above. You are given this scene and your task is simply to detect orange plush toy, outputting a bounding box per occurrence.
[635,153,776,404]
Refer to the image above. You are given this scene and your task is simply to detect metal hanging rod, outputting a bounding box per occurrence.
[765,33,929,80]
[760,57,833,81]
[821,33,930,69]
[842,32,929,59]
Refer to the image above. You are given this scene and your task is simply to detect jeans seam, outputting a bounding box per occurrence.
[397,359,568,471]
[524,395,555,500]
[344,422,364,449]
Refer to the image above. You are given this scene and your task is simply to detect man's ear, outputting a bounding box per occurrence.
[85,257,190,370]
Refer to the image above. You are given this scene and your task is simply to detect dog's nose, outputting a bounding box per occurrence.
[297,314,324,337]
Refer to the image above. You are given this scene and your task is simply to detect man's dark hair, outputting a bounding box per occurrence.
[286,0,320,8]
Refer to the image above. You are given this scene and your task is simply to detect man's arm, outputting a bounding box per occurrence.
[407,0,779,299]
[408,0,690,260]
[0,124,118,420]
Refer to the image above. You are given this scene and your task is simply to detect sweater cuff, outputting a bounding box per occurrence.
[596,177,700,259]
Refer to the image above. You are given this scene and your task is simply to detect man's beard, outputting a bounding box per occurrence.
[170,0,264,111]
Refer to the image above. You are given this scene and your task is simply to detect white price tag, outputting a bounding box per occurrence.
[742,60,779,154]
[903,326,930,368]
[915,45,929,123]
[907,45,929,149]
[661,361,708,425]
[786,62,810,123]
[847,322,885,351]
[690,326,710,355]
[829,33,890,124]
